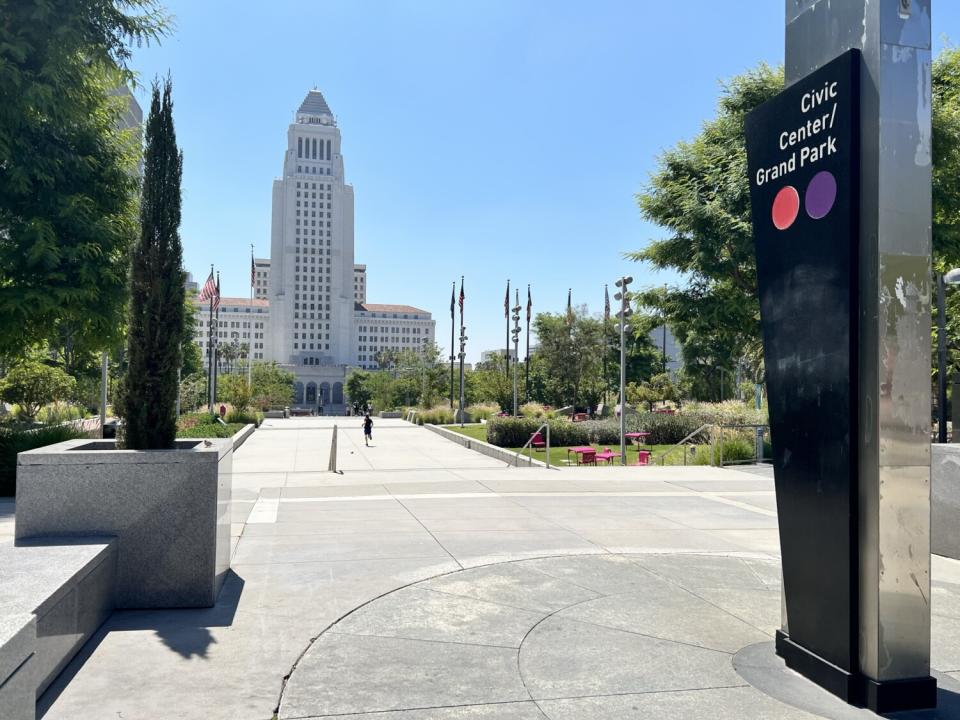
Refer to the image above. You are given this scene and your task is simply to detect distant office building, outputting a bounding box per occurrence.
[650,325,682,375]
[480,349,519,364]
[193,89,434,412]
[253,258,271,300]
[194,298,270,366]
[353,264,367,303]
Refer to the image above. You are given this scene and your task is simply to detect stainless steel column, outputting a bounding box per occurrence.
[786,0,932,695]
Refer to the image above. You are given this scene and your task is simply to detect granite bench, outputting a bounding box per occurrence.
[0,538,116,720]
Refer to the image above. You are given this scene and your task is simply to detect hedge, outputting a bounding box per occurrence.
[0,423,89,496]
[485,412,715,448]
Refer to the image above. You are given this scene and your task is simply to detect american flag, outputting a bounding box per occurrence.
[504,280,510,319]
[458,278,465,313]
[198,271,217,304]
[214,273,220,313]
[604,285,610,322]
[526,285,532,323]
[251,253,256,288]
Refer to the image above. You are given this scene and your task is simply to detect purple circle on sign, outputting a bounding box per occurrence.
[805,170,837,220]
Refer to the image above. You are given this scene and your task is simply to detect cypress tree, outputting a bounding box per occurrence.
[121,78,184,449]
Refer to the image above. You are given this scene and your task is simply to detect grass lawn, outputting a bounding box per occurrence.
[440,425,708,466]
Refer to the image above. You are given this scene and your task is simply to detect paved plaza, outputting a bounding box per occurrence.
[2,418,959,719]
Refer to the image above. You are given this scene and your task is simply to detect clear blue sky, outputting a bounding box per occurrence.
[131,1,960,363]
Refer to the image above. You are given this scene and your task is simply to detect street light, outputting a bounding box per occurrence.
[511,291,522,416]
[937,269,960,442]
[615,275,633,465]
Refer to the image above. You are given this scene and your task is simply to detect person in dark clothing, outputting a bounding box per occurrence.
[362,414,373,446]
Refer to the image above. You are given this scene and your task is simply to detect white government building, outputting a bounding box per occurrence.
[195,89,435,412]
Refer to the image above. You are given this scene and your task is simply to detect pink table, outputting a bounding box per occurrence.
[567,446,595,465]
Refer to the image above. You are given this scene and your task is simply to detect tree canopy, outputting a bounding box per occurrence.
[0,0,168,360]
[632,51,960,393]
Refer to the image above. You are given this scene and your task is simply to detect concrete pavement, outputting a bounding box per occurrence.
[15,418,960,719]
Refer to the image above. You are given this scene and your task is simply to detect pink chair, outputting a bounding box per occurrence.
[530,432,546,450]
[637,450,651,465]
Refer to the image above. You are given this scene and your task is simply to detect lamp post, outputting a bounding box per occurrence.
[615,275,633,465]
[458,323,467,428]
[937,269,960,442]
[511,290,521,416]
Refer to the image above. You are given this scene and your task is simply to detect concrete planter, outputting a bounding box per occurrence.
[14,439,232,609]
[932,443,960,561]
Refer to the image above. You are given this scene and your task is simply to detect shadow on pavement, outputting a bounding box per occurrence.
[38,571,245,717]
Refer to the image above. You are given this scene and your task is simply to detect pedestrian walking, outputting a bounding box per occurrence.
[362,414,373,446]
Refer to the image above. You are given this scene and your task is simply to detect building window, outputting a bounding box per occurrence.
[297,137,302,158]
[326,139,331,160]
[312,138,317,159]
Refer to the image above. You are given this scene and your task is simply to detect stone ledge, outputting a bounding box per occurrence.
[17,438,223,466]
[0,613,34,693]
[232,423,256,451]
[424,424,549,469]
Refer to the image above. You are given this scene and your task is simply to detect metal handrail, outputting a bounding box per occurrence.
[650,423,714,466]
[514,422,550,468]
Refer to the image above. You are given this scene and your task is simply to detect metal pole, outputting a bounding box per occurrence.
[525,284,531,404]
[207,299,214,411]
[939,272,948,443]
[545,423,550,469]
[459,276,466,427]
[720,367,724,403]
[511,334,517,415]
[505,279,510,378]
[619,293,627,466]
[450,281,455,409]
[510,292,519,415]
[100,351,108,439]
[459,349,465,428]
[248,244,254,393]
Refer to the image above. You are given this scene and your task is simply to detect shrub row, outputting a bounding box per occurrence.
[465,403,499,421]
[224,408,264,426]
[0,424,89,496]
[485,412,713,448]
[176,421,246,439]
[415,406,456,425]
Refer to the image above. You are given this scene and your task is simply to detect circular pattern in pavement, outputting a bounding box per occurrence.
[278,553,960,720]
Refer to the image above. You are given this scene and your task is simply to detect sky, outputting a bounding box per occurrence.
[130,1,960,364]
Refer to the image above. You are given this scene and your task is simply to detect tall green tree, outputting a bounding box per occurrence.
[345,370,373,411]
[630,64,778,398]
[120,79,184,449]
[0,0,167,359]
[250,362,294,410]
[632,52,960,397]
[530,309,609,410]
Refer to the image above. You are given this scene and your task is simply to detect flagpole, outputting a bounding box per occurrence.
[206,264,214,412]
[450,281,455,409]
[248,245,254,393]
[212,271,221,412]
[504,279,510,377]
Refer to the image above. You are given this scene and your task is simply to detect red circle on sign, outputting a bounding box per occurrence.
[772,186,800,230]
